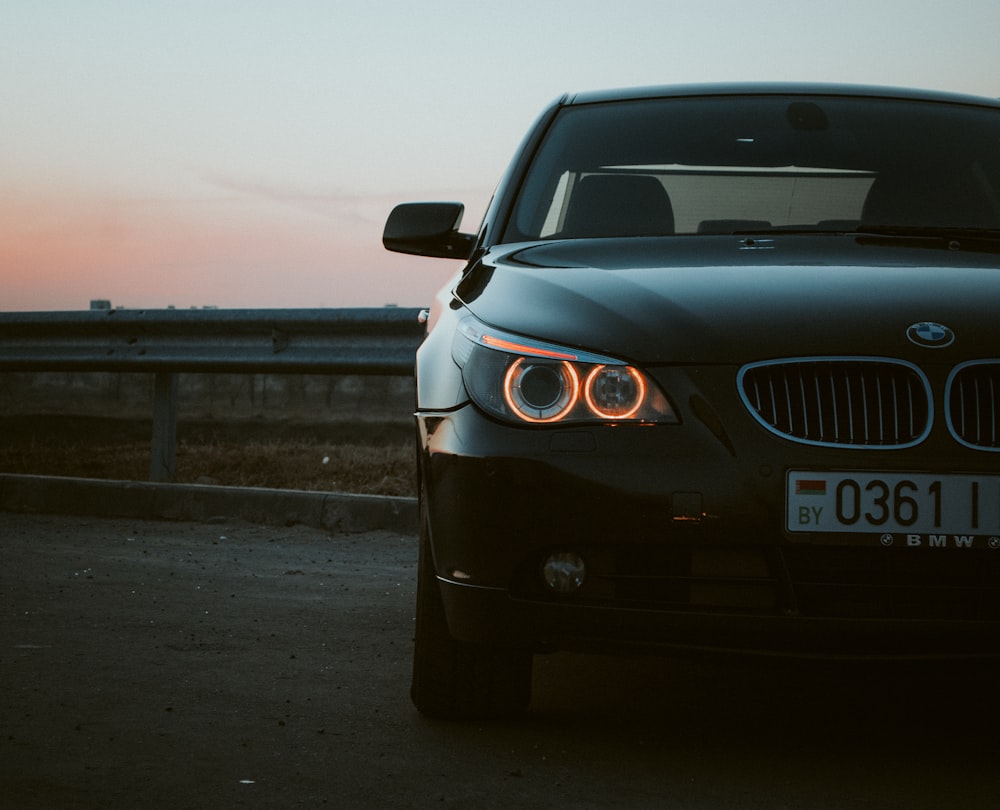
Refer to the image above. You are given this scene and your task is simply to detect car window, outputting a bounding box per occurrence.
[503,95,1000,241]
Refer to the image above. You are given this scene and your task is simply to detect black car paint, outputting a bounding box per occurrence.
[397,85,1000,696]
[453,237,999,366]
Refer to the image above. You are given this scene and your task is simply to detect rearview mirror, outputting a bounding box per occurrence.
[383,202,475,259]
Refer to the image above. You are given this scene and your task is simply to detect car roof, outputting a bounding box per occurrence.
[563,82,1000,109]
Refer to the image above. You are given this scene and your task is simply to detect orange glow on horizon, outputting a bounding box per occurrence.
[0,188,458,311]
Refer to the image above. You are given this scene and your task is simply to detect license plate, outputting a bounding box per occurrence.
[787,470,1000,540]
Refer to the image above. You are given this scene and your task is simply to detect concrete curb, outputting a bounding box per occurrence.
[0,474,418,534]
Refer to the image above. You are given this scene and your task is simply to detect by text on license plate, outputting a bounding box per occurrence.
[787,470,1000,543]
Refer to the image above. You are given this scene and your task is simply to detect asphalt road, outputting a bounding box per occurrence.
[2,512,999,809]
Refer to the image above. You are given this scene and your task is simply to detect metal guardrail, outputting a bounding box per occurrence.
[0,307,426,374]
[0,307,425,482]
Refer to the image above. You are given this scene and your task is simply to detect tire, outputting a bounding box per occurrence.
[410,510,533,720]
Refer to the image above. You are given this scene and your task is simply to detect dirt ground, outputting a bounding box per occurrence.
[3,512,1000,809]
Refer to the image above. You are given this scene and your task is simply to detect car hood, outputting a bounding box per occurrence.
[456,237,1000,364]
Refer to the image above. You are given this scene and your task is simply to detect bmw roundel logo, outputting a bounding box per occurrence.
[906,321,955,348]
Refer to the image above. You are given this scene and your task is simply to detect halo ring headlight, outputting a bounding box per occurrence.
[504,359,579,423]
[584,365,645,419]
[455,315,678,425]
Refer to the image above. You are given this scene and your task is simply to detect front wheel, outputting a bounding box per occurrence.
[410,512,533,720]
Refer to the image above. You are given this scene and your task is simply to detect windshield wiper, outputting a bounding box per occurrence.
[853,225,1000,251]
[724,224,1000,254]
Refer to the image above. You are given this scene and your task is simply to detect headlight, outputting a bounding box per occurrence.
[452,316,678,425]
[505,358,580,422]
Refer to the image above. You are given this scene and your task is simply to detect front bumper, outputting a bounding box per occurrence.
[438,577,1000,659]
[419,404,1000,659]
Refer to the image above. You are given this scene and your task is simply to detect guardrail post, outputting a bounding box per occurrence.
[0,307,426,484]
[150,372,179,482]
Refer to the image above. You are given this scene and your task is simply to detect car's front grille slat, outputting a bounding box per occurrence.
[948,361,1000,451]
[739,359,931,448]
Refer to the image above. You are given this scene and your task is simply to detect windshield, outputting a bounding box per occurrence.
[502,94,1000,241]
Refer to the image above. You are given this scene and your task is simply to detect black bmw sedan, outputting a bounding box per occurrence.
[383,83,1000,719]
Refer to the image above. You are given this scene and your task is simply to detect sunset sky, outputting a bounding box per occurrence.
[3,1,999,311]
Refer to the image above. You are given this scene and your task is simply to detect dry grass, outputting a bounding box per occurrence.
[0,416,416,496]
[176,439,414,495]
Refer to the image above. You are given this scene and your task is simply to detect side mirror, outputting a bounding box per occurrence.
[383,202,475,259]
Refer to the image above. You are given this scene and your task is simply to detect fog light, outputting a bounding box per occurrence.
[542,553,586,594]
